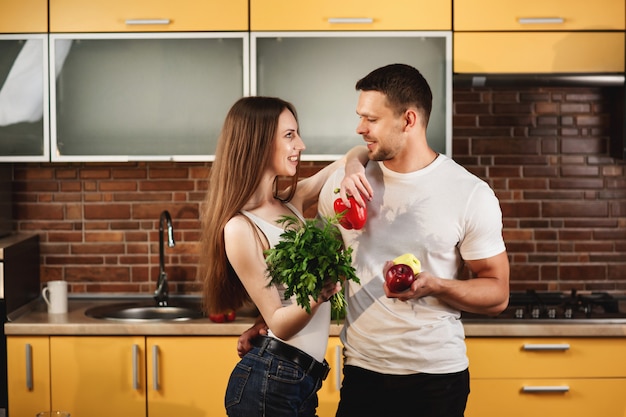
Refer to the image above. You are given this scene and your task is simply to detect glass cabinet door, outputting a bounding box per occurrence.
[252,31,452,160]
[50,33,249,162]
[0,34,49,161]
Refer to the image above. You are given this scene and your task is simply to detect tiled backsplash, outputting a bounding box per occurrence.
[13,86,626,294]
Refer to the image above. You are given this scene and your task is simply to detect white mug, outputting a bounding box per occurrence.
[42,280,68,314]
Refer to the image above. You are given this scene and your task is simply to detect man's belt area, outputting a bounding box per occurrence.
[252,336,330,381]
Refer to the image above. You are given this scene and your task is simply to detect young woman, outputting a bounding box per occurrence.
[200,96,368,417]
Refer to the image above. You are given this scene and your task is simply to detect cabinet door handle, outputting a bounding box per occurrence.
[334,345,342,391]
[522,385,570,393]
[25,343,33,391]
[152,344,160,391]
[125,19,171,25]
[518,17,564,24]
[328,18,374,24]
[522,343,570,351]
[132,344,140,390]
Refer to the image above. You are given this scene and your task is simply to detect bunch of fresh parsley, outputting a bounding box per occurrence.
[264,214,359,314]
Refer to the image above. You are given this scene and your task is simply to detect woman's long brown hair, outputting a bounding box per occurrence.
[200,96,299,315]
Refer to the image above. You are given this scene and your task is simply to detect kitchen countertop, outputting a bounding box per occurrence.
[5,296,626,338]
[5,296,297,337]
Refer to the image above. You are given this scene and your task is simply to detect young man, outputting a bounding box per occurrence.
[317,63,510,417]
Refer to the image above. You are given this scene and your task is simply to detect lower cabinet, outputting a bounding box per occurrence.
[7,336,51,417]
[7,335,241,417]
[465,337,626,417]
[10,335,626,416]
[317,337,343,417]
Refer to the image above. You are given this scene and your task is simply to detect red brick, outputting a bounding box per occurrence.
[560,166,599,176]
[139,180,194,192]
[473,138,540,155]
[149,167,189,179]
[543,201,608,217]
[84,204,131,220]
[550,178,604,189]
[561,137,606,154]
[112,168,147,179]
[80,169,111,179]
[100,181,138,192]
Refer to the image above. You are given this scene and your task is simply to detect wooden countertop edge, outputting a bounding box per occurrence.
[5,298,626,337]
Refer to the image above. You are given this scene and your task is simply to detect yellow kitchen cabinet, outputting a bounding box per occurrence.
[465,337,626,417]
[146,336,240,417]
[50,336,147,417]
[455,0,625,31]
[454,32,625,73]
[250,0,451,31]
[0,0,48,33]
[317,337,343,417]
[49,0,248,32]
[9,336,241,417]
[469,379,626,417]
[453,0,625,73]
[7,336,51,417]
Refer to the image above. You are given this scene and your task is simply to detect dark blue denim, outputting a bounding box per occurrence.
[225,345,323,417]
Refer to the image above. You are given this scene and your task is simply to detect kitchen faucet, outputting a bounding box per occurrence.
[154,210,175,306]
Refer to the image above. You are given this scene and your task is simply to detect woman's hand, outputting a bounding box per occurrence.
[317,279,342,304]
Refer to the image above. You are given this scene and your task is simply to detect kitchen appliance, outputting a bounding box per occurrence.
[461,289,626,323]
[0,234,40,413]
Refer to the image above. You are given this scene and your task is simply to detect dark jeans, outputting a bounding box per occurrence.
[224,345,323,417]
[336,365,470,417]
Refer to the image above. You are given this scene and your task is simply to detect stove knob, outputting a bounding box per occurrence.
[531,307,540,319]
[515,308,524,319]
[564,308,573,319]
[548,308,556,319]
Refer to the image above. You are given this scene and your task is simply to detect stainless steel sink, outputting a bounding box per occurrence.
[85,302,204,322]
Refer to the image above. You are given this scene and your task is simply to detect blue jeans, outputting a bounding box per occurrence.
[225,345,323,417]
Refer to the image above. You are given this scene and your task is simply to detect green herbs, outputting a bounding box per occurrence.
[264,214,359,314]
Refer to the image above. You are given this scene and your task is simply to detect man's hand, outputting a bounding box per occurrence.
[237,316,268,358]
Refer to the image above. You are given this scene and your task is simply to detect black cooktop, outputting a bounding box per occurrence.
[461,290,626,322]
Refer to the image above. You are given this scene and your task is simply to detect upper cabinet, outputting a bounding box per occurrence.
[454,0,624,31]
[250,0,451,31]
[453,0,625,73]
[47,0,249,162]
[0,0,48,33]
[50,33,249,162]
[0,1,49,162]
[0,32,49,161]
[49,0,249,32]
[252,32,452,159]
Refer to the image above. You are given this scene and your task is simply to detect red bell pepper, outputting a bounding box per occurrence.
[333,191,367,230]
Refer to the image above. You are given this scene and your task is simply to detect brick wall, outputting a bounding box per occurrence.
[13,85,626,295]
[454,86,626,292]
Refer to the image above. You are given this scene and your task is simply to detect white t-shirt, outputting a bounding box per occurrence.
[241,203,331,362]
[318,154,506,374]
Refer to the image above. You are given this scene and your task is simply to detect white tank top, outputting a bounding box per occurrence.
[240,203,331,362]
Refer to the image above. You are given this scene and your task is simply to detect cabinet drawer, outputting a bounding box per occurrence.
[454,0,625,31]
[50,0,248,32]
[467,338,626,378]
[466,378,626,417]
[250,0,451,31]
[454,32,625,73]
[0,0,48,33]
